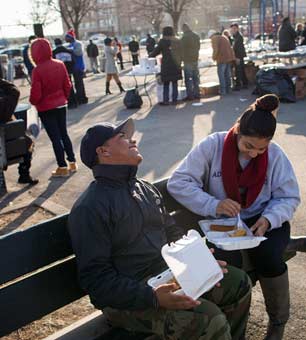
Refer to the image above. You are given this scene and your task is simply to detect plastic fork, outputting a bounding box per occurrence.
[237,213,243,229]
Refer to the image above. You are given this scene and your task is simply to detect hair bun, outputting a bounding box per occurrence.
[255,94,279,112]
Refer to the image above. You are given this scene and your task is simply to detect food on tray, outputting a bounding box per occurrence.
[167,277,181,290]
[229,229,247,237]
[210,224,237,232]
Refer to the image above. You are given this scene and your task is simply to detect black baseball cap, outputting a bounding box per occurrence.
[80,118,135,169]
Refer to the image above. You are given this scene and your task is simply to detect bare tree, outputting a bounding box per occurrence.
[134,0,164,34]
[29,0,57,26]
[48,0,96,39]
[154,0,197,33]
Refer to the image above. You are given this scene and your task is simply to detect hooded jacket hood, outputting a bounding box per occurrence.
[31,38,52,65]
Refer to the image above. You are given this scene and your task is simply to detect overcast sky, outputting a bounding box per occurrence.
[0,0,63,39]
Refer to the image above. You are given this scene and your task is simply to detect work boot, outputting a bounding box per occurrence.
[259,270,289,340]
[68,162,78,173]
[51,167,70,177]
[18,176,39,186]
[117,81,125,93]
[106,81,112,95]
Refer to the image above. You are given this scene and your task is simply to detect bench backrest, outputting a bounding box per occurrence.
[0,177,295,337]
[0,119,28,169]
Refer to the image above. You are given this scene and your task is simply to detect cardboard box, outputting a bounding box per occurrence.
[296,68,306,79]
[295,78,305,91]
[199,82,220,96]
[296,88,306,100]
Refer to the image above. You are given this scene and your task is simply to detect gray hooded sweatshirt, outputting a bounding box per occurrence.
[167,132,300,230]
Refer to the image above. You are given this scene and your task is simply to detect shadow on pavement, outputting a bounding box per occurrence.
[276,100,306,137]
[0,175,71,236]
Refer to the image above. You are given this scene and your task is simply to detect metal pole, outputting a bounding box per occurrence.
[293,0,297,25]
[261,0,266,45]
[248,0,253,39]
[0,170,7,197]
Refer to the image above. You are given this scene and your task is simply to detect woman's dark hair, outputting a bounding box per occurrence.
[236,94,279,139]
[162,26,174,37]
[104,37,112,46]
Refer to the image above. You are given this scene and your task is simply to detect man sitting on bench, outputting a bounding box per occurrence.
[0,78,38,185]
[68,118,252,340]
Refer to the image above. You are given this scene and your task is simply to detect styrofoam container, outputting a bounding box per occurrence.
[147,268,185,296]
[198,218,266,251]
[148,230,223,300]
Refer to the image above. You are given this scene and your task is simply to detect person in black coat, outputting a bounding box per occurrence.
[53,38,78,109]
[300,22,306,46]
[278,17,297,52]
[0,79,38,185]
[86,40,99,74]
[146,34,156,55]
[128,36,140,66]
[230,23,248,90]
[150,26,182,105]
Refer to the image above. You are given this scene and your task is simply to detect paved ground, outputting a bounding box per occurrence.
[1,56,306,339]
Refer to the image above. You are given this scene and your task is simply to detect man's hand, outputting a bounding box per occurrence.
[250,216,270,236]
[236,58,241,65]
[155,284,201,310]
[216,199,241,217]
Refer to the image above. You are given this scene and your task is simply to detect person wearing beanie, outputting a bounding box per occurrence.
[29,38,77,177]
[168,94,300,340]
[65,29,88,105]
[53,38,78,109]
[209,30,235,96]
[103,37,125,95]
[149,26,183,105]
[68,117,251,340]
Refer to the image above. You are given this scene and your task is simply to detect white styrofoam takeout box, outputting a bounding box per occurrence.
[198,217,266,251]
[148,230,224,300]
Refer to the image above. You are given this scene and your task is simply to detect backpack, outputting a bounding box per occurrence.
[123,88,143,109]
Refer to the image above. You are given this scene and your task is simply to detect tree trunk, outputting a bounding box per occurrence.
[74,22,79,40]
[172,12,180,34]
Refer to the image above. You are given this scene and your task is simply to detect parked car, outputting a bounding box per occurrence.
[0,48,23,58]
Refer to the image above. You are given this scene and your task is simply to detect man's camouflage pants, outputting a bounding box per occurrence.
[104,266,252,340]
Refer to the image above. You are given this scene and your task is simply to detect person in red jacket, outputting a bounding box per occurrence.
[30,38,77,177]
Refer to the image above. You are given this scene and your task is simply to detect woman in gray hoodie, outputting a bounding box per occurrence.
[168,94,300,340]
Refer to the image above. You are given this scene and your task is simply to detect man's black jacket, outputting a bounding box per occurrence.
[232,31,247,59]
[181,30,200,63]
[68,164,183,311]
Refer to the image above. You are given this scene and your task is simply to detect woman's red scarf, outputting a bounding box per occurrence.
[221,127,268,208]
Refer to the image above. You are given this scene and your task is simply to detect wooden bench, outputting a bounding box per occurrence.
[0,177,305,340]
[0,119,28,195]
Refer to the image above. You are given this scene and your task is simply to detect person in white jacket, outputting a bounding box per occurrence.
[104,37,125,95]
[167,94,300,340]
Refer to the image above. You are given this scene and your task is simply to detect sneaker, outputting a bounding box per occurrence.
[18,176,39,186]
[68,162,78,173]
[159,102,170,106]
[52,167,70,177]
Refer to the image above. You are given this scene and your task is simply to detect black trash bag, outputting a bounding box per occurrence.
[253,69,296,103]
[123,88,143,109]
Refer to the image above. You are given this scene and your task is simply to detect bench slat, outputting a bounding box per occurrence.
[153,178,183,212]
[0,120,25,141]
[0,257,85,337]
[0,213,72,285]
